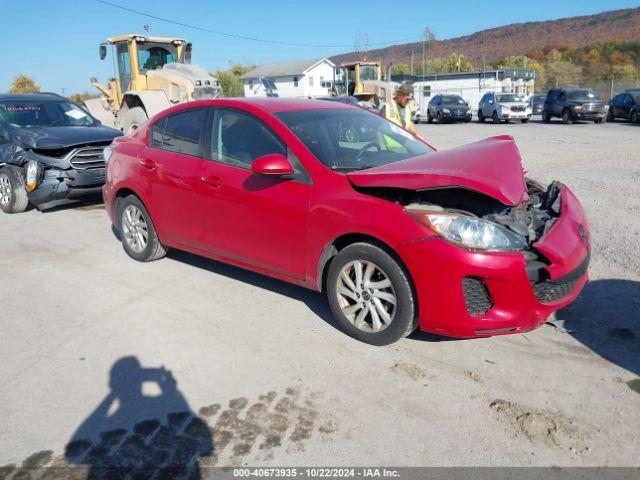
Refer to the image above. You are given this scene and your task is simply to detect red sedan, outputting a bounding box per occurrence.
[103,99,590,345]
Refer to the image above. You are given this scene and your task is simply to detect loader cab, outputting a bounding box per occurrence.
[99,34,189,102]
[333,62,381,96]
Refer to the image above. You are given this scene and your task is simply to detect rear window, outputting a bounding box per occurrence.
[150,109,205,157]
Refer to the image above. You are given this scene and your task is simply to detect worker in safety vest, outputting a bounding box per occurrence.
[380,82,417,135]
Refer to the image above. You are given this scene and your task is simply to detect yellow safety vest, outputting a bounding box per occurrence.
[383,100,416,135]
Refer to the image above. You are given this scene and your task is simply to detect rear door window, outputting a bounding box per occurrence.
[158,109,206,157]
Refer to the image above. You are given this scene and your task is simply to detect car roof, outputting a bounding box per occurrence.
[0,93,67,102]
[189,98,354,113]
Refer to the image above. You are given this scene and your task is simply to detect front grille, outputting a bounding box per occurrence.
[533,278,579,303]
[532,252,590,304]
[582,102,604,113]
[67,147,106,171]
[511,106,526,112]
[462,277,493,316]
[454,109,466,116]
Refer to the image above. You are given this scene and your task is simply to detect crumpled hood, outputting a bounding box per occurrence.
[0,124,122,150]
[347,135,528,206]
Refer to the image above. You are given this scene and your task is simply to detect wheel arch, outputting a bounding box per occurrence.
[316,233,414,294]
[119,91,171,120]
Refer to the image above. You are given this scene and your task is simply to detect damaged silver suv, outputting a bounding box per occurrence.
[0,93,122,213]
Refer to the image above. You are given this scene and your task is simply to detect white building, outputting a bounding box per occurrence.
[408,69,537,116]
[242,58,336,98]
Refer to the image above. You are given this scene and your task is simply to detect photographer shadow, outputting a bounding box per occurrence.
[65,356,213,479]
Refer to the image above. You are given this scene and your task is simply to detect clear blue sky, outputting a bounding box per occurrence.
[1,0,638,94]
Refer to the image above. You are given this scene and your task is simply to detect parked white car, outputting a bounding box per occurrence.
[478,92,532,124]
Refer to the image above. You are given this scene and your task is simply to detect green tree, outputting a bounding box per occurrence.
[444,54,473,72]
[497,55,545,75]
[8,75,39,94]
[215,64,253,98]
[391,63,410,76]
[544,61,583,88]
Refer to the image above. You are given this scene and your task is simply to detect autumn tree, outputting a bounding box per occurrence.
[8,75,39,94]
[444,54,473,72]
[544,61,583,88]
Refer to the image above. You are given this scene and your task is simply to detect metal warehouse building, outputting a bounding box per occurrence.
[404,69,537,116]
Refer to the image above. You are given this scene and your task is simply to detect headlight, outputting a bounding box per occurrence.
[572,105,582,112]
[407,210,527,251]
[25,160,42,192]
[103,146,113,165]
[442,108,450,113]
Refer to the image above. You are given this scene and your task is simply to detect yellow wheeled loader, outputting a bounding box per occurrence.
[333,61,397,107]
[84,34,223,134]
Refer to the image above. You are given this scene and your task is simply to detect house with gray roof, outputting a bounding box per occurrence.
[242,58,336,98]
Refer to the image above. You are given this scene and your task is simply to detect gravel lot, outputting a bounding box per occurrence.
[0,119,638,475]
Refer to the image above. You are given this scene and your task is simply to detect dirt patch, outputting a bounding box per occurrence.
[390,362,430,381]
[464,371,482,383]
[489,399,582,450]
[0,388,338,477]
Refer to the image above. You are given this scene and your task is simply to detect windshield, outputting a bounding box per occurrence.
[359,65,378,81]
[0,101,95,127]
[275,109,433,171]
[441,95,465,105]
[137,43,177,72]
[567,89,599,101]
[495,94,522,103]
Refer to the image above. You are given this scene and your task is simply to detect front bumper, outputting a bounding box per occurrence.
[397,185,590,338]
[28,168,106,210]
[571,111,605,120]
[501,111,531,119]
[441,111,472,121]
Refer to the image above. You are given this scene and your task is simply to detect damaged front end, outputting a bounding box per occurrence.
[0,126,115,210]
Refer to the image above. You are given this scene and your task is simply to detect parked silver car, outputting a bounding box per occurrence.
[478,92,532,124]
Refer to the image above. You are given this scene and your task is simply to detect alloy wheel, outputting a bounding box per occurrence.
[122,205,149,253]
[335,260,397,333]
[0,174,12,207]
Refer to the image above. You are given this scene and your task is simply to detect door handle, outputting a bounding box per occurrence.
[139,158,157,170]
[201,175,222,187]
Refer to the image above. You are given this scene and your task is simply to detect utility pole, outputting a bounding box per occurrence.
[411,50,414,75]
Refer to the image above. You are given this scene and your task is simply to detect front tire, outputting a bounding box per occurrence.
[542,110,551,123]
[632,111,639,124]
[326,242,417,346]
[478,110,485,123]
[0,166,29,214]
[121,106,148,135]
[521,118,529,123]
[426,112,433,123]
[492,111,500,124]
[117,195,168,262]
[562,109,571,124]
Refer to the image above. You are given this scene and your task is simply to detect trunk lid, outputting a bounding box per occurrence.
[347,135,528,206]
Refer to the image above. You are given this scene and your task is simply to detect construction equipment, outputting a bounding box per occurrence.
[333,61,397,107]
[84,34,222,133]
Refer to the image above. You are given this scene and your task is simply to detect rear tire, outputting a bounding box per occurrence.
[632,111,639,124]
[117,195,168,262]
[521,118,529,123]
[121,106,148,135]
[594,118,604,124]
[326,242,417,346]
[0,166,29,214]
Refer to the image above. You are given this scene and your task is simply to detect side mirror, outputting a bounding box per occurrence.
[99,45,107,60]
[251,154,294,176]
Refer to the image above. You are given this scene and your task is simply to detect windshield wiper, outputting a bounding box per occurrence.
[331,165,375,171]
